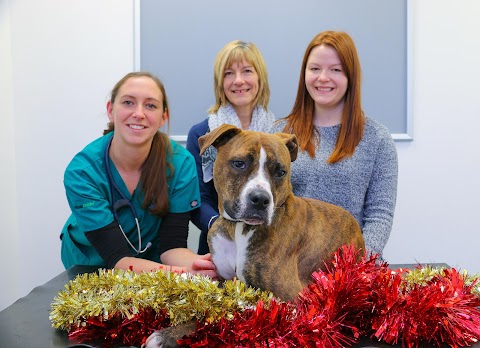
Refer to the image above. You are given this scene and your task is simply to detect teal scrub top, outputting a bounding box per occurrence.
[60,132,201,269]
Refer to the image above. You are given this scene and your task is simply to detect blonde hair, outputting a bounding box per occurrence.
[209,40,270,114]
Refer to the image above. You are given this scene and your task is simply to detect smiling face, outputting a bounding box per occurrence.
[305,44,348,122]
[107,76,167,147]
[223,59,259,115]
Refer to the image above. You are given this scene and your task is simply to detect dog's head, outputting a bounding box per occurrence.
[199,124,298,226]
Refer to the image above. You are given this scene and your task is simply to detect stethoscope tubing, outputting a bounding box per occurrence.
[104,136,150,254]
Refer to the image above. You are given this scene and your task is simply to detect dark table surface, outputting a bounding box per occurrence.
[1,263,474,348]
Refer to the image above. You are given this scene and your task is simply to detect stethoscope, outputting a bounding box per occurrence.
[104,137,151,254]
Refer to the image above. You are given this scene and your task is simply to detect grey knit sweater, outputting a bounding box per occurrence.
[270,117,398,259]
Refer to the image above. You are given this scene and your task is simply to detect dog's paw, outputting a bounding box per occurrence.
[142,328,177,348]
[142,321,197,348]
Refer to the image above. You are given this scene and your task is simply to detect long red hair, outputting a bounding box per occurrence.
[283,31,365,163]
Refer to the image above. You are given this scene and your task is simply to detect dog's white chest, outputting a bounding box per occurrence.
[210,222,254,283]
[234,222,255,283]
[210,233,236,280]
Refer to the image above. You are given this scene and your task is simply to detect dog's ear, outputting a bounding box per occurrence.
[199,124,242,155]
[274,132,298,162]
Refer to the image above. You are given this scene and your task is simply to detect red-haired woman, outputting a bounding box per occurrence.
[271,31,398,260]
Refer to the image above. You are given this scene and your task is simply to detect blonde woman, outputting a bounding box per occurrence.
[186,40,275,254]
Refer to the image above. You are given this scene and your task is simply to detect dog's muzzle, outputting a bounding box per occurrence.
[225,187,272,226]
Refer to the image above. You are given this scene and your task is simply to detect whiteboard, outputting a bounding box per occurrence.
[135,0,412,141]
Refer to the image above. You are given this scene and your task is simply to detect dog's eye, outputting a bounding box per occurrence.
[232,160,246,169]
[275,169,286,178]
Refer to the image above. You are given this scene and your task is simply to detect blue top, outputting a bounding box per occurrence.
[186,119,218,252]
[61,132,201,268]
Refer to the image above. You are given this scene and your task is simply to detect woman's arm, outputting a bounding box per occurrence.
[87,212,217,278]
[186,121,220,232]
[158,211,217,278]
[159,249,216,277]
[114,252,216,278]
[362,133,398,258]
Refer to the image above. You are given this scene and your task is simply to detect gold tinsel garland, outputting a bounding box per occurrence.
[49,268,273,331]
[403,266,480,295]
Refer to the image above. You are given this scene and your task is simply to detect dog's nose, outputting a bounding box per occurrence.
[248,189,270,210]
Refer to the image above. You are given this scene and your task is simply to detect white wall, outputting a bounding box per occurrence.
[383,0,480,271]
[0,0,20,310]
[1,0,479,311]
[0,0,135,310]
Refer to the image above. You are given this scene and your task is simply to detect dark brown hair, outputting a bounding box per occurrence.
[283,31,365,163]
[104,72,172,217]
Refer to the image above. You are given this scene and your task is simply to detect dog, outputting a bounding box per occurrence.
[144,124,365,348]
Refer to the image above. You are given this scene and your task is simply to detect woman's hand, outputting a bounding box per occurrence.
[160,248,218,279]
[189,253,218,279]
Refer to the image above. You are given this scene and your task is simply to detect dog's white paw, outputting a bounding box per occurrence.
[142,329,177,348]
[142,321,197,348]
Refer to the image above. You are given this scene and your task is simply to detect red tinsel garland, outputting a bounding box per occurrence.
[371,268,480,348]
[68,308,171,347]
[180,248,383,348]
[66,246,480,348]
[181,300,296,347]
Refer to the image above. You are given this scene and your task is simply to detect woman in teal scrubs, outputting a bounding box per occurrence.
[60,72,216,278]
